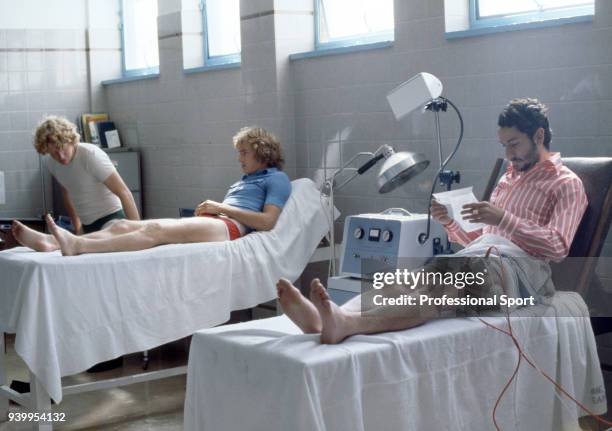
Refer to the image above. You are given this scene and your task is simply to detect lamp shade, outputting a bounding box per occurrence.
[377,151,429,193]
[387,72,443,120]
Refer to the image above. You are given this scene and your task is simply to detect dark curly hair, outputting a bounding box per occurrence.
[498,98,552,149]
[232,126,284,169]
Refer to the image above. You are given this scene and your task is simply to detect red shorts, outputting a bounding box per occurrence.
[202,215,242,240]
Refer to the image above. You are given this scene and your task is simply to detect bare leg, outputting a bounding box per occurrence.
[79,219,146,239]
[310,281,440,344]
[47,214,228,256]
[11,218,149,252]
[277,278,322,333]
[11,220,59,252]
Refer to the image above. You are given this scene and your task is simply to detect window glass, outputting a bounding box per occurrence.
[122,0,159,74]
[477,0,593,19]
[318,0,394,46]
[204,0,241,60]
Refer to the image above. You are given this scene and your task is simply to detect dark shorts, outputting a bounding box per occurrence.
[82,210,126,234]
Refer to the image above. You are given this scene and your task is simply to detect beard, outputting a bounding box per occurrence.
[511,140,540,172]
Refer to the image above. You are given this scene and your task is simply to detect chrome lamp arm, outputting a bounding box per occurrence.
[322,145,394,276]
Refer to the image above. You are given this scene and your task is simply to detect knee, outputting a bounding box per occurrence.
[108,219,130,234]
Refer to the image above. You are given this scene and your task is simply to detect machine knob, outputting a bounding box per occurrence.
[354,227,364,239]
[382,230,393,242]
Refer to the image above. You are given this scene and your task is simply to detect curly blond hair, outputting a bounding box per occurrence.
[232,126,284,169]
[34,116,80,154]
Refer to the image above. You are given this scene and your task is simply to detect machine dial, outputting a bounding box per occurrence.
[382,230,393,242]
[353,227,364,239]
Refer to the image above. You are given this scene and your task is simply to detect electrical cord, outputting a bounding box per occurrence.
[480,246,612,430]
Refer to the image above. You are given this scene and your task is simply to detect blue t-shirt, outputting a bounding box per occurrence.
[223,167,292,216]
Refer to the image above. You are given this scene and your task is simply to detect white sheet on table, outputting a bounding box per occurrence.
[184,291,605,431]
[0,178,335,403]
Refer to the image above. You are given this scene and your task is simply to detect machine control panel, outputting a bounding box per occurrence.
[340,210,445,278]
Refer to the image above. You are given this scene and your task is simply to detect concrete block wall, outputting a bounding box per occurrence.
[290,0,612,289]
[105,0,312,217]
[0,0,121,219]
[1,0,609,285]
[0,28,89,218]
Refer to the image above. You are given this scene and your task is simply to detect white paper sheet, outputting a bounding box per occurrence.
[105,130,121,149]
[433,186,486,232]
[0,178,336,403]
[184,292,605,431]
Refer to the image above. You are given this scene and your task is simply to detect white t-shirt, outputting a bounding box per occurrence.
[47,143,122,225]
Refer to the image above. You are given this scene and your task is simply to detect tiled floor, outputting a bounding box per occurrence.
[1,336,189,431]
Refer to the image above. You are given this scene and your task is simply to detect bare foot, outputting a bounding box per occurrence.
[46,215,79,256]
[11,220,59,252]
[309,280,352,344]
[277,278,322,333]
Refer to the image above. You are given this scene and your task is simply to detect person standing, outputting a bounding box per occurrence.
[12,116,140,251]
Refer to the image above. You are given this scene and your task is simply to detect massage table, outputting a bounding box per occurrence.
[0,178,334,430]
[184,291,606,431]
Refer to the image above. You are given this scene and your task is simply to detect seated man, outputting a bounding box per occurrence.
[278,98,588,344]
[14,126,291,256]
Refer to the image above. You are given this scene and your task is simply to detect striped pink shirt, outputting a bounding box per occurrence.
[445,153,587,262]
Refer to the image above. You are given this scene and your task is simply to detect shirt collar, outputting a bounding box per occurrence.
[506,152,562,177]
[242,167,277,180]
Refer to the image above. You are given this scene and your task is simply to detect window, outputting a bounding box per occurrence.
[471,0,594,29]
[202,0,241,66]
[316,0,394,49]
[121,0,160,76]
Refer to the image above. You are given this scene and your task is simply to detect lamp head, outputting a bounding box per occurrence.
[377,151,429,193]
[387,72,443,120]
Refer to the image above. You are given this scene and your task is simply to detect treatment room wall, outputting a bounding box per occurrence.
[102,1,611,286]
[290,0,612,291]
[104,0,310,218]
[0,0,121,219]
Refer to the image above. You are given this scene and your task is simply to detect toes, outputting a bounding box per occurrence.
[277,278,291,288]
[45,215,54,230]
[314,282,330,301]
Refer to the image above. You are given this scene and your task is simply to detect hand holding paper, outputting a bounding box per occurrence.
[460,201,505,227]
[432,187,486,232]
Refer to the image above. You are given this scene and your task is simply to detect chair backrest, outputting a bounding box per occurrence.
[483,157,612,295]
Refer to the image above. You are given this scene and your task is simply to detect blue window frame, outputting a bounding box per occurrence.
[120,0,160,77]
[470,0,594,29]
[315,0,394,50]
[201,0,241,66]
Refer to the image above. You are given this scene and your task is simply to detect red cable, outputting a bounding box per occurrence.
[479,246,612,430]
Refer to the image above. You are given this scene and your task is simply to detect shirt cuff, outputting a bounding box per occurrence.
[498,211,520,236]
[443,220,460,233]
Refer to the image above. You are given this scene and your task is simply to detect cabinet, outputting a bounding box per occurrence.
[107,150,142,216]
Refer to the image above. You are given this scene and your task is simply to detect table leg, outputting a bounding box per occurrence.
[0,333,8,421]
[30,371,52,431]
